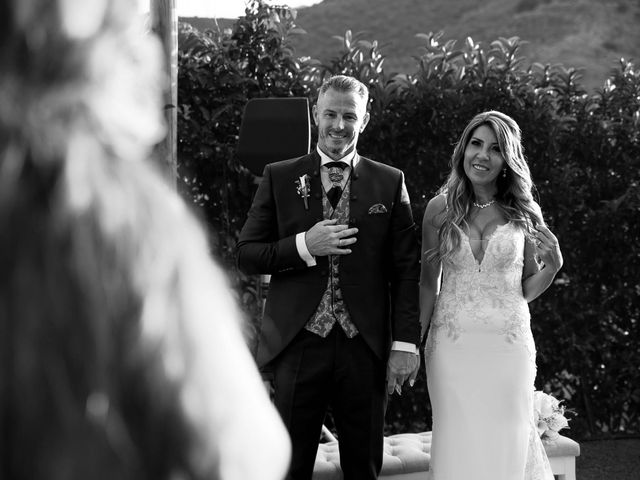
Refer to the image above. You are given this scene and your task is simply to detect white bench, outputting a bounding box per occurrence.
[313,431,580,480]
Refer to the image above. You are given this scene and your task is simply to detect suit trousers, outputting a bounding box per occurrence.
[272,327,387,480]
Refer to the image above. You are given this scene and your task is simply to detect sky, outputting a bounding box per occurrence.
[141,0,323,19]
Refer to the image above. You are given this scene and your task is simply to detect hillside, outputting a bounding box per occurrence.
[184,0,640,92]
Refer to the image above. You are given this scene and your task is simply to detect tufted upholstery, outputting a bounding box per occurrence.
[313,431,580,480]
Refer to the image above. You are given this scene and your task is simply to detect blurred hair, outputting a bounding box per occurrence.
[0,1,289,479]
[428,110,544,264]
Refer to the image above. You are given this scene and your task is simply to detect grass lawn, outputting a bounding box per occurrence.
[576,438,640,480]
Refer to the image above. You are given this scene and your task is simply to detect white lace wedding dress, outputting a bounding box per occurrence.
[424,222,554,480]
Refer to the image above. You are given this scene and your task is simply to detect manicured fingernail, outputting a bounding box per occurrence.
[409,380,415,387]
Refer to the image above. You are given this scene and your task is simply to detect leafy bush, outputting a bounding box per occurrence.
[177,1,316,350]
[178,0,640,439]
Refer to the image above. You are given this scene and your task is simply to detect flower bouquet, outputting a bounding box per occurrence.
[533,390,570,442]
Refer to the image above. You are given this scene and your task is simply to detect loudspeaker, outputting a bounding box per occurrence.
[237,97,311,176]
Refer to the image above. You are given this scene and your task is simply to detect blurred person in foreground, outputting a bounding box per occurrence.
[0,0,290,479]
[417,110,563,479]
[237,75,421,479]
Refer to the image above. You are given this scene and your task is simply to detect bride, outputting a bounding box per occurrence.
[419,111,563,479]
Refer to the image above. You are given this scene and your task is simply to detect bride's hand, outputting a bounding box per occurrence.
[386,351,419,395]
[534,224,563,273]
[407,355,421,388]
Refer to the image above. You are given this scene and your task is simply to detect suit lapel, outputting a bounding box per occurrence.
[348,154,368,223]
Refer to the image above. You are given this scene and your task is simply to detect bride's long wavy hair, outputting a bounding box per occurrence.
[428,110,543,264]
[0,1,289,479]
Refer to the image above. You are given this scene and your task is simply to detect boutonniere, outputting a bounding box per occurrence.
[295,174,311,210]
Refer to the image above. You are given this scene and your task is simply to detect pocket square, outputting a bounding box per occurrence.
[368,203,388,215]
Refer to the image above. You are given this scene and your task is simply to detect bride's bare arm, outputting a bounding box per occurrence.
[522,206,563,302]
[419,195,445,341]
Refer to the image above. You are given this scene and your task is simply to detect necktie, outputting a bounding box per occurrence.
[325,162,346,208]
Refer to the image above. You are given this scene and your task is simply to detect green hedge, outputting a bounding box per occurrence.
[178,0,640,440]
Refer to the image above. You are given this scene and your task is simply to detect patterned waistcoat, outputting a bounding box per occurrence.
[304,180,359,338]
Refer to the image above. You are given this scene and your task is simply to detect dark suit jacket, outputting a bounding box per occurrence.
[237,151,420,368]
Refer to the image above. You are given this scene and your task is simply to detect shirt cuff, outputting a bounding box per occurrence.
[391,341,418,355]
[296,232,316,267]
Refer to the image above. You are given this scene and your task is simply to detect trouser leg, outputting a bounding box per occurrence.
[272,329,334,480]
[331,330,386,480]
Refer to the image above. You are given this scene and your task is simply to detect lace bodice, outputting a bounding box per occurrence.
[426,222,535,359]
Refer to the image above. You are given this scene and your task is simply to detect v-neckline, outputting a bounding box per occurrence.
[461,222,511,266]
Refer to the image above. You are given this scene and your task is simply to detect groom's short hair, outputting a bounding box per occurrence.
[318,75,370,106]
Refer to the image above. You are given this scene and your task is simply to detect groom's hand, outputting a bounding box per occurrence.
[386,350,419,395]
[305,219,358,256]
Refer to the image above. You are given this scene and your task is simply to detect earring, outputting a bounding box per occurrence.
[502,168,507,178]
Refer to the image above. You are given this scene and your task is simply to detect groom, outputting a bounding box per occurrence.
[237,75,420,479]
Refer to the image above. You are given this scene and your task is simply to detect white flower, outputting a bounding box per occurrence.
[294,174,311,209]
[546,412,569,432]
[534,391,558,418]
[298,175,308,192]
[536,419,549,436]
[533,390,570,440]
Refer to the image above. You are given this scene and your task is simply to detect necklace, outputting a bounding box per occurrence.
[473,199,495,209]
